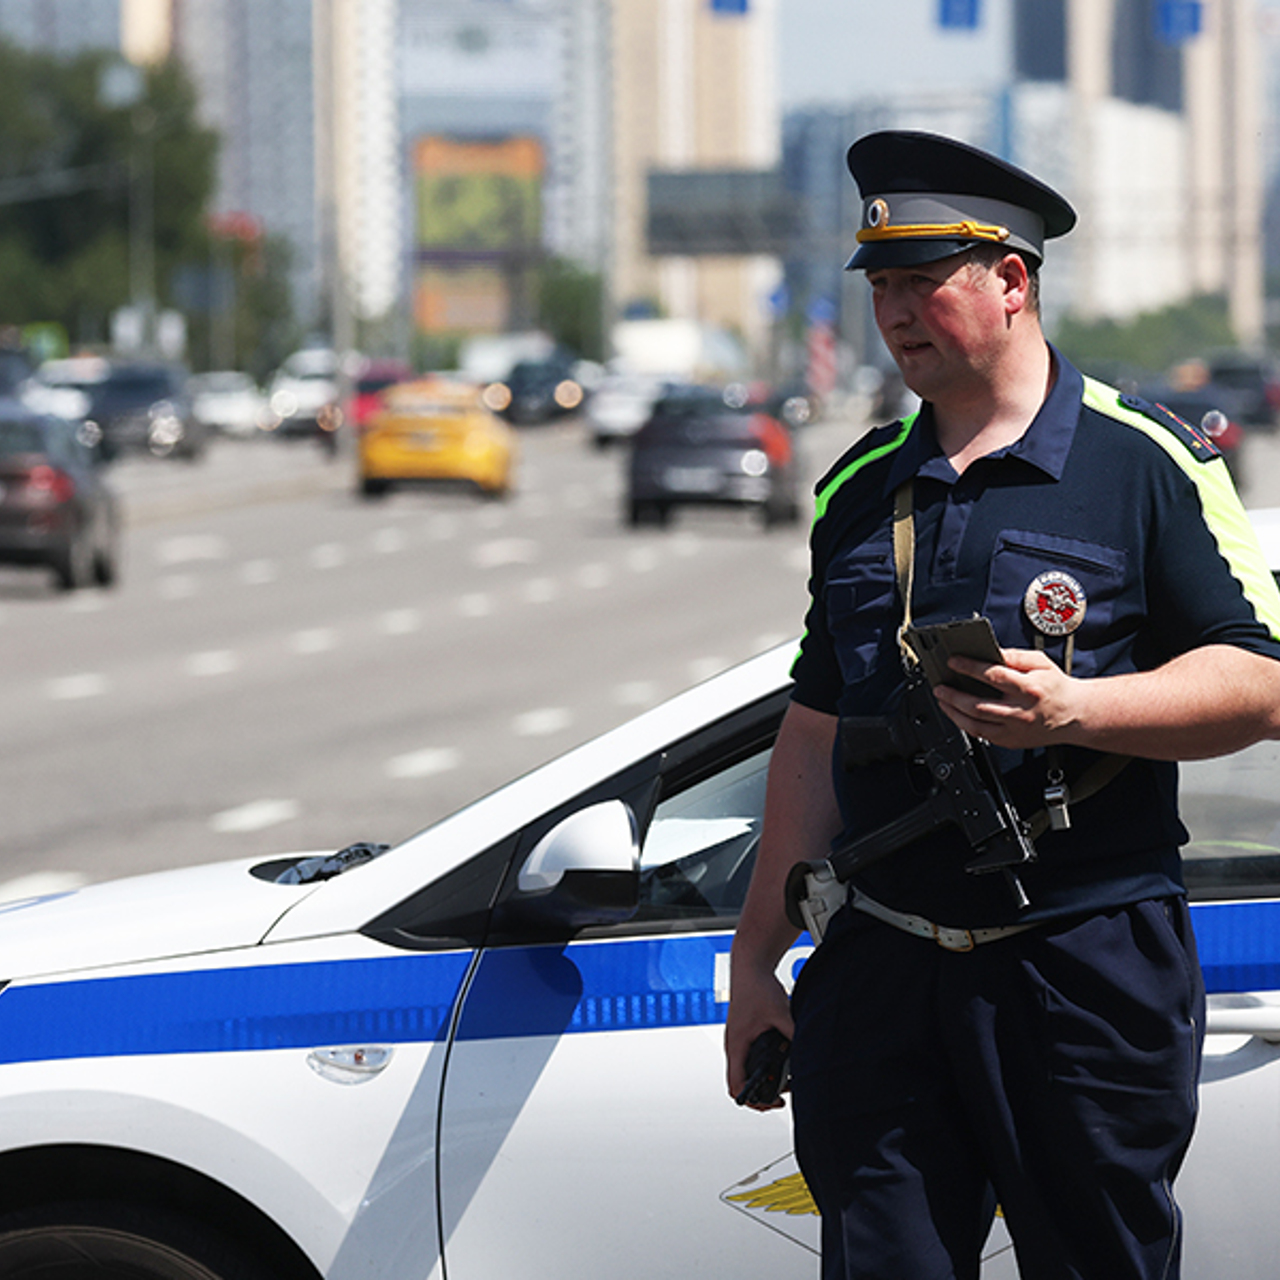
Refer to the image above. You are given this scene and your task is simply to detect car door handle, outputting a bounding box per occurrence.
[1206,1001,1280,1043]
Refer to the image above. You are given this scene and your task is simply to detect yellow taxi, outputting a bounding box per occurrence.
[356,376,515,499]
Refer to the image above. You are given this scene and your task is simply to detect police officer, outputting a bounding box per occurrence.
[725,130,1280,1280]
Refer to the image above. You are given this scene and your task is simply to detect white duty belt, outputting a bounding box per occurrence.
[848,885,1037,951]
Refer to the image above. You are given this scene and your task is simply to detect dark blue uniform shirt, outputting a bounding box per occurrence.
[792,351,1280,927]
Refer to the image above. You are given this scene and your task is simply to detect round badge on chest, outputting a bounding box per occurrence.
[1024,570,1086,637]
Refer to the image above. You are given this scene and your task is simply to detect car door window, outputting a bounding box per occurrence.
[1182,738,1280,899]
[635,746,771,923]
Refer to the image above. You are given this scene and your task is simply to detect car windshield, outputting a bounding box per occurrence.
[0,420,44,455]
[94,371,175,408]
[640,406,766,446]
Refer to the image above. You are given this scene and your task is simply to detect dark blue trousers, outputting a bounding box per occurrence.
[790,898,1205,1280]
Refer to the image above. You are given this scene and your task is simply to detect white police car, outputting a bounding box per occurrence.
[1,580,1280,1277]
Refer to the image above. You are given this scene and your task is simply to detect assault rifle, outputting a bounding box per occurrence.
[785,666,1037,940]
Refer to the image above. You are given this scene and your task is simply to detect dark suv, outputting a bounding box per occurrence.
[626,385,801,529]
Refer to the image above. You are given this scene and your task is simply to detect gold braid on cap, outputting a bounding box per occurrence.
[856,218,1011,245]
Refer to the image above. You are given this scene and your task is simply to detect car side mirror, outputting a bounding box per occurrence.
[508,800,640,929]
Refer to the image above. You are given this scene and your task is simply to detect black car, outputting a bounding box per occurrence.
[1207,352,1280,430]
[625,386,801,529]
[0,403,119,591]
[80,363,206,462]
[484,353,585,425]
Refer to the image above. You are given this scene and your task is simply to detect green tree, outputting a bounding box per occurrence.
[536,257,605,361]
[0,41,275,356]
[1052,294,1238,380]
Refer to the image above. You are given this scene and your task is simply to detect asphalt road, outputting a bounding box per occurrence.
[0,416,857,902]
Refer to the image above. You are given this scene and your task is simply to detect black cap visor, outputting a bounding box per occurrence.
[845,237,1004,272]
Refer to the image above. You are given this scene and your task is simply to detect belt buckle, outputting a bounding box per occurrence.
[932,923,975,952]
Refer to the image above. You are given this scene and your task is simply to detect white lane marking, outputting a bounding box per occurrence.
[614,680,659,707]
[0,870,89,904]
[688,655,728,684]
[459,593,494,618]
[211,798,300,834]
[513,707,572,737]
[380,608,422,635]
[386,746,461,779]
[576,563,612,589]
[241,559,278,585]
[187,650,239,677]
[522,577,558,604]
[373,527,407,554]
[292,628,337,655]
[157,534,229,564]
[627,547,659,573]
[311,543,347,570]
[473,538,538,568]
[671,532,702,558]
[786,546,810,572]
[159,574,198,600]
[47,673,109,700]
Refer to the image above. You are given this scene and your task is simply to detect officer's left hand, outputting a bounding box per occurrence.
[934,647,1078,749]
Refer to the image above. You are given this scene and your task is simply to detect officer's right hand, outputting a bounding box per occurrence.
[725,963,794,1110]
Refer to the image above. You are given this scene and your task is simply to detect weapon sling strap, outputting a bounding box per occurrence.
[891,479,1130,837]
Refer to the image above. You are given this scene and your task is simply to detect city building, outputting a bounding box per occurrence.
[171,0,321,333]
[612,0,780,364]
[781,0,1266,374]
[0,0,122,55]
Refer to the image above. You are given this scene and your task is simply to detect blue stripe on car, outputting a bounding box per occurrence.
[0,907,1275,1065]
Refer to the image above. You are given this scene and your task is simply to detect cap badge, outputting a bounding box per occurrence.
[866,198,890,230]
[1024,570,1086,637]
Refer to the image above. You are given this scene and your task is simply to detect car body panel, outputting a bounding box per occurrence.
[0,856,324,980]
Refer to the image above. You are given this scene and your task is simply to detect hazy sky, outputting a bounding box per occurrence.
[775,0,1011,109]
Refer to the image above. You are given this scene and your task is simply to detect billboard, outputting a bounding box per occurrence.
[415,136,543,254]
[414,136,544,335]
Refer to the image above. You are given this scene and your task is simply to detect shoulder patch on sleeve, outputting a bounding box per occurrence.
[1117,393,1223,463]
[812,414,916,521]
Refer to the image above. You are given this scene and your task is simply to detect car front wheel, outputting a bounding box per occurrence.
[0,1204,275,1280]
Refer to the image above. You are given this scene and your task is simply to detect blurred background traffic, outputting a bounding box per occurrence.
[8,0,1280,896]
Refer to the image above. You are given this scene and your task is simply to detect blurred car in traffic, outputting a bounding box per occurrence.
[0,401,118,590]
[626,385,801,529]
[585,371,675,448]
[356,376,515,500]
[35,358,206,463]
[189,371,271,439]
[267,349,343,454]
[482,351,586,425]
[349,359,414,433]
[1206,351,1280,430]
